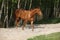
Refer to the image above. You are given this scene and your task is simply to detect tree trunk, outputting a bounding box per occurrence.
[17,0,21,9]
[0,0,4,19]
[0,0,4,27]
[24,0,27,9]
[3,0,8,28]
[53,0,59,18]
[29,0,32,10]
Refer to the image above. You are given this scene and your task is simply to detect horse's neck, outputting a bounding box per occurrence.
[31,10,37,17]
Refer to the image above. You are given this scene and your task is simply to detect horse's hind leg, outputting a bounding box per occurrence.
[22,20,27,30]
[15,18,20,28]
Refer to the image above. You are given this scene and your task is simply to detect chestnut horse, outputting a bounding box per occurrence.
[15,8,43,31]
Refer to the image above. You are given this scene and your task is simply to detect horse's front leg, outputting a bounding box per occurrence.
[31,21,34,31]
[22,20,27,30]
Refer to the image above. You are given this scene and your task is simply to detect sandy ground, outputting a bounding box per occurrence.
[0,23,60,40]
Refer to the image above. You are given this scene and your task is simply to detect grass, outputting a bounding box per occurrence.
[27,32,60,40]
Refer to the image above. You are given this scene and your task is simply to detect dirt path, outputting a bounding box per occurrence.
[0,23,60,40]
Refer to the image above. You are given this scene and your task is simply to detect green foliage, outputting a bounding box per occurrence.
[27,32,60,40]
[34,18,60,24]
[12,0,17,3]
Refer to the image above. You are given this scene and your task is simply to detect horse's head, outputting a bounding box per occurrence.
[33,8,43,18]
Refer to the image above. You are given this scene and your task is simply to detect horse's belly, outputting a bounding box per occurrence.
[27,18,34,21]
[20,14,33,21]
[21,17,30,21]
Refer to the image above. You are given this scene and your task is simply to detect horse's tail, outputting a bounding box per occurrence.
[13,9,19,21]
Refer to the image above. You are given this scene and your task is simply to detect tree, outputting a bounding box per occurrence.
[29,0,32,10]
[17,0,21,9]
